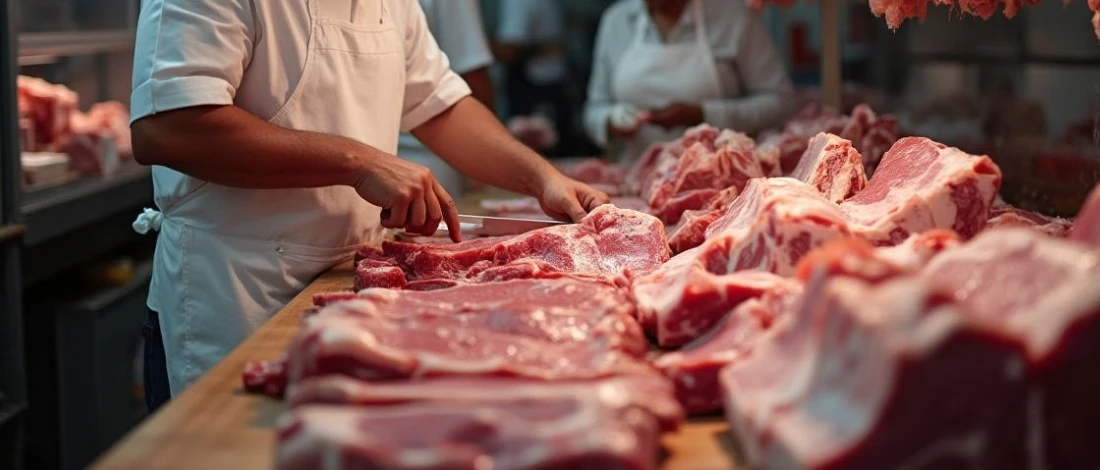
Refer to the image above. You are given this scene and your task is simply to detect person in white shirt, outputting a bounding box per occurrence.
[494,0,574,156]
[130,0,608,412]
[585,0,798,163]
[399,0,495,197]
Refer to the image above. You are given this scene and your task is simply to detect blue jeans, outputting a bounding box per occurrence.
[142,310,171,413]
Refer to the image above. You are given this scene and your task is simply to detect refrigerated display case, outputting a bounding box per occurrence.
[10,1,153,469]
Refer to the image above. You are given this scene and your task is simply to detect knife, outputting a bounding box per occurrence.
[384,209,566,237]
[455,214,566,236]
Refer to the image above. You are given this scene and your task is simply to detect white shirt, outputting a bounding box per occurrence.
[584,0,796,146]
[131,0,471,213]
[496,0,567,85]
[397,0,492,166]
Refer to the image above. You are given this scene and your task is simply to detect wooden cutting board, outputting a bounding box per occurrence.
[89,261,745,470]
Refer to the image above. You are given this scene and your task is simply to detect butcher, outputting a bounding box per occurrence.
[584,0,798,163]
[129,0,608,412]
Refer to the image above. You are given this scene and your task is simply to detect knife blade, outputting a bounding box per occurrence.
[386,208,568,238]
[456,214,566,236]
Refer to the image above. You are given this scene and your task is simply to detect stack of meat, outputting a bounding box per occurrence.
[243,115,1100,468]
[245,205,687,469]
[479,103,898,234]
[17,75,132,177]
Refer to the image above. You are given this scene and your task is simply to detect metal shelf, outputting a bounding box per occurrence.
[21,164,152,247]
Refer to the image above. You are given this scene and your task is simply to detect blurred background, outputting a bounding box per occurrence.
[0,0,1098,469]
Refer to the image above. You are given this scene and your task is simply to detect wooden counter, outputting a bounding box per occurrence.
[91,189,743,470]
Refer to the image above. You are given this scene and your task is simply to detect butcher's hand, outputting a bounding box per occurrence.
[536,173,611,223]
[647,103,704,129]
[354,153,463,242]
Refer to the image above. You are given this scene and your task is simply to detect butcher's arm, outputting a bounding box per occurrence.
[462,67,495,111]
[700,18,797,133]
[413,97,608,221]
[132,106,373,189]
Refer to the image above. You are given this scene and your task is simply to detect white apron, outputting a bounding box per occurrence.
[133,0,401,395]
[611,0,731,164]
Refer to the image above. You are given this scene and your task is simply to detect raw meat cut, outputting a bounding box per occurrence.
[666,188,741,254]
[722,274,1029,470]
[286,374,684,431]
[789,133,868,204]
[242,354,289,397]
[649,188,722,225]
[793,230,961,283]
[696,177,852,276]
[1071,183,1100,246]
[635,178,849,346]
[631,124,721,198]
[382,205,669,281]
[17,75,77,150]
[308,278,647,357]
[635,261,796,348]
[354,259,408,290]
[651,279,801,414]
[645,133,764,217]
[840,137,1001,245]
[756,103,897,176]
[987,203,1072,237]
[277,392,664,470]
[667,132,867,255]
[284,305,655,384]
[922,228,1100,469]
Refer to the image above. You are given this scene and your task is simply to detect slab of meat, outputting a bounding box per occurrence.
[668,133,866,255]
[631,124,722,199]
[286,375,684,431]
[666,188,742,254]
[17,75,77,150]
[649,188,722,226]
[697,177,852,276]
[840,137,1002,245]
[757,103,897,176]
[381,205,669,281]
[277,393,664,470]
[722,274,1029,470]
[242,353,289,397]
[922,228,1100,469]
[1071,183,1100,246]
[635,261,796,348]
[354,258,409,290]
[635,178,848,346]
[310,278,646,357]
[987,203,1072,237]
[284,307,655,384]
[789,132,868,204]
[646,133,765,218]
[793,230,961,283]
[651,279,801,414]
